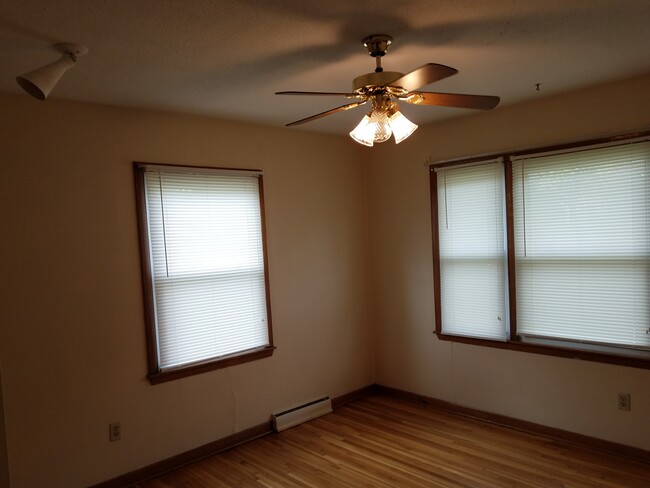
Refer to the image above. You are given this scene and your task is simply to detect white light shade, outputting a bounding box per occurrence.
[389,110,418,143]
[349,115,375,146]
[16,54,76,101]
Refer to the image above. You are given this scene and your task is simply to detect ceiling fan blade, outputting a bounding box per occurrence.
[285,101,367,127]
[389,64,458,92]
[402,91,500,110]
[276,91,360,97]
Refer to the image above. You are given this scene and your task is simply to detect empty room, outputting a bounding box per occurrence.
[0,1,649,487]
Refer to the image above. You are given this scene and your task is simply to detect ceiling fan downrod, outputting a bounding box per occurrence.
[363,34,392,73]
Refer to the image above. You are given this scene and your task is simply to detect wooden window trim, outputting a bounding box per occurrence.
[134,162,275,385]
[430,169,443,337]
[147,346,276,385]
[430,130,650,370]
[433,332,650,370]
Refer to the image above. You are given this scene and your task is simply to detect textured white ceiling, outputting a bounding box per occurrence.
[1,0,649,134]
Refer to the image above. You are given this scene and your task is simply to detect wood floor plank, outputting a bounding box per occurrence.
[135,394,650,487]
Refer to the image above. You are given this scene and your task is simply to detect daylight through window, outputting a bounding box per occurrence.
[431,133,650,367]
[135,163,274,383]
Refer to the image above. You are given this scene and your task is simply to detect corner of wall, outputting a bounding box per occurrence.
[358,147,379,384]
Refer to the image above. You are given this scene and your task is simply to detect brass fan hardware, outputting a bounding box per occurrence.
[363,34,392,73]
[276,35,500,146]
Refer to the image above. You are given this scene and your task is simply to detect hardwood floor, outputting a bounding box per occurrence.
[135,395,650,487]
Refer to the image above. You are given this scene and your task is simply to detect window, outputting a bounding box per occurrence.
[135,163,274,384]
[431,132,650,368]
[436,160,508,341]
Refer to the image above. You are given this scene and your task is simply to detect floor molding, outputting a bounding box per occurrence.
[90,421,272,488]
[373,384,650,466]
[331,384,378,409]
[92,382,650,487]
[90,385,377,487]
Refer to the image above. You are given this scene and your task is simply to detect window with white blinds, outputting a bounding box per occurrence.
[436,160,508,341]
[512,141,650,350]
[431,133,650,365]
[138,164,272,376]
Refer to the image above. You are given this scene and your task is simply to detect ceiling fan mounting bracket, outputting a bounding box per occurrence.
[362,35,393,57]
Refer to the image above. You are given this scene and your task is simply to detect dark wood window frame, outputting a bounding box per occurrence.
[134,162,275,385]
[430,130,650,370]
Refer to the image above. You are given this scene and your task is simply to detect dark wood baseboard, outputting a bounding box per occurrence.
[92,383,649,487]
[90,386,378,487]
[331,384,379,409]
[373,384,650,466]
[90,421,272,488]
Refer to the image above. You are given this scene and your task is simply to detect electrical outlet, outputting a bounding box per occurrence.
[109,423,121,442]
[618,393,631,411]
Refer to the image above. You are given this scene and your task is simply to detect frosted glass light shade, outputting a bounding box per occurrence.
[349,104,417,146]
[350,111,398,146]
[389,110,418,143]
[349,115,375,146]
[369,111,392,143]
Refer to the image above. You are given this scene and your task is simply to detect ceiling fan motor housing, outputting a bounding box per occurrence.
[353,71,403,91]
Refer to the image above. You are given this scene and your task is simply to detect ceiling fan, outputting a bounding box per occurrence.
[276,35,500,146]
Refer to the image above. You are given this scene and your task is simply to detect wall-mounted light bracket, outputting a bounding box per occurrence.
[16,42,88,100]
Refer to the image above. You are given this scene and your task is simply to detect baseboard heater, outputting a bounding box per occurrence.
[272,396,332,432]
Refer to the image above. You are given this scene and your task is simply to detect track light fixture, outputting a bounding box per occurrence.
[16,43,88,101]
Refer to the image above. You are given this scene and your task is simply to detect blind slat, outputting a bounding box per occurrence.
[513,141,650,349]
[144,169,270,370]
[437,161,508,340]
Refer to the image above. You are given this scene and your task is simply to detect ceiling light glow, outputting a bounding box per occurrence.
[349,99,417,146]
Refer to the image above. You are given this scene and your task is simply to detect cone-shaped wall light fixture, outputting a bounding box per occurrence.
[16,43,88,100]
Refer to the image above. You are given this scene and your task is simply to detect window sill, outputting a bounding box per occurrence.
[148,346,276,385]
[433,332,650,370]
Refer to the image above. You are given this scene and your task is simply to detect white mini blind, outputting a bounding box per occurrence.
[143,167,270,370]
[512,141,650,349]
[436,161,508,340]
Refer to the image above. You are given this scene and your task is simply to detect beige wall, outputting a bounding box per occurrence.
[367,73,650,450]
[2,72,650,487]
[0,95,373,487]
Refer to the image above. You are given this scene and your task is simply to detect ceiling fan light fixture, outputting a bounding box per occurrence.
[350,98,414,146]
[349,110,396,146]
[388,110,418,144]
